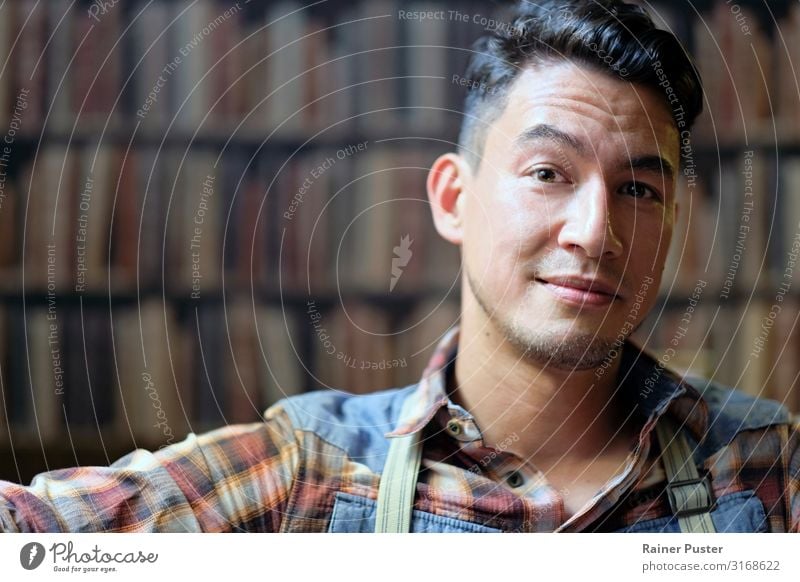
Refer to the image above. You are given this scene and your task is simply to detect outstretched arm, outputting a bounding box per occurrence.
[0,403,300,532]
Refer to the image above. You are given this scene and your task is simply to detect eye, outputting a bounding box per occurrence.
[529,166,568,184]
[620,181,659,200]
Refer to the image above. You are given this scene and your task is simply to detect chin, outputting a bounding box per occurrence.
[501,318,619,370]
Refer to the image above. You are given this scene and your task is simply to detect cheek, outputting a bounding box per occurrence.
[486,181,557,241]
[467,205,550,272]
[626,212,673,255]
[623,221,673,303]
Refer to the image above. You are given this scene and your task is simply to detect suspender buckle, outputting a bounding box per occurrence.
[665,470,716,518]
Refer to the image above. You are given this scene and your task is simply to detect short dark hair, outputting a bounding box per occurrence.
[457,0,704,168]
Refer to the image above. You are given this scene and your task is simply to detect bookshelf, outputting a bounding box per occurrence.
[636,0,800,416]
[0,0,798,483]
[0,0,469,483]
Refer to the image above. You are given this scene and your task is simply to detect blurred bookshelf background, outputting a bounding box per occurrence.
[0,0,798,482]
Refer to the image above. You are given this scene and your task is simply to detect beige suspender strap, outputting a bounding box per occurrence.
[655,415,717,533]
[374,394,424,533]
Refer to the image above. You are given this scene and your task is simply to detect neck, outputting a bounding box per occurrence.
[451,297,637,470]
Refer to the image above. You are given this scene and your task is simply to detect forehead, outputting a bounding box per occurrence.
[489,61,678,160]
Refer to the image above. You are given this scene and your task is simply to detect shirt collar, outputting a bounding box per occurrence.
[384,325,709,445]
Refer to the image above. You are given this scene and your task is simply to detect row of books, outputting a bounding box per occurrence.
[7,0,800,145]
[0,144,460,295]
[0,0,477,139]
[311,299,461,394]
[690,2,799,141]
[0,297,464,447]
[636,296,800,415]
[660,150,800,297]
[0,301,303,448]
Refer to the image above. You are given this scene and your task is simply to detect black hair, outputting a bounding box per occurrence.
[457,0,704,168]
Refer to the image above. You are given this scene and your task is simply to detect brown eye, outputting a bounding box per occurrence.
[621,181,658,200]
[535,168,558,182]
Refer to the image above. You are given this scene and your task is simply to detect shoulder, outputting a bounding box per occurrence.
[687,375,791,430]
[277,383,417,432]
[265,384,417,469]
[684,375,793,457]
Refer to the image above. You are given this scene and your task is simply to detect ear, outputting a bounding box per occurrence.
[426,153,471,246]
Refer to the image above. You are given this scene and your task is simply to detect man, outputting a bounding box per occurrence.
[1,0,798,533]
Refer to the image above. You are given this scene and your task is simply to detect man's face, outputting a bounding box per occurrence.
[461,61,679,370]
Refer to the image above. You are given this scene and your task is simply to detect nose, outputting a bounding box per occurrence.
[556,180,624,259]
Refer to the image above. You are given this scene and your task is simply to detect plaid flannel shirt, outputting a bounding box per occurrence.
[1,326,798,532]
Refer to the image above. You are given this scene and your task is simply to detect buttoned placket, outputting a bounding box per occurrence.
[438,403,655,532]
[439,406,570,528]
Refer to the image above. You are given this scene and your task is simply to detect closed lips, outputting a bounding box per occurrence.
[534,276,621,299]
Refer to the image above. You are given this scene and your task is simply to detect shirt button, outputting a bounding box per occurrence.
[446,419,462,436]
[506,471,525,488]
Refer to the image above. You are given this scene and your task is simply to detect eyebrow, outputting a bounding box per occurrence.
[621,155,675,182]
[514,124,586,156]
[513,123,675,181]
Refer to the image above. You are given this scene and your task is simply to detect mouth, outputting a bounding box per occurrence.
[534,276,621,307]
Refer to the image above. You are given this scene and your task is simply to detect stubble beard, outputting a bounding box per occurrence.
[465,267,628,371]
